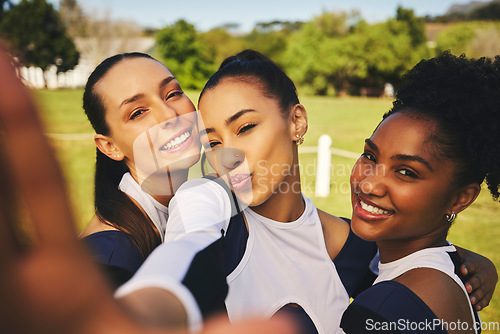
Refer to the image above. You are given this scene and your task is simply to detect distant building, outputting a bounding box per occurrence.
[21,37,155,89]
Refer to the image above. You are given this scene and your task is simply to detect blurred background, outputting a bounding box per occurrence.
[1,0,499,328]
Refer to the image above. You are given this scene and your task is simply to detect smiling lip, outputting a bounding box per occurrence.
[159,127,193,154]
[354,196,394,221]
[230,173,252,191]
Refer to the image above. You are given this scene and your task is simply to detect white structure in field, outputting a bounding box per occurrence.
[315,134,332,198]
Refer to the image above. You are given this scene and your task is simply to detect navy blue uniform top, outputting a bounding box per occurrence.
[340,251,481,334]
[82,230,143,289]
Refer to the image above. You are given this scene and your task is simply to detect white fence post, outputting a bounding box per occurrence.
[315,134,332,197]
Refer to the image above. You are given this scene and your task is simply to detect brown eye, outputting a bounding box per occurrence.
[397,169,418,178]
[130,109,146,120]
[166,91,183,100]
[361,152,376,163]
[238,123,256,135]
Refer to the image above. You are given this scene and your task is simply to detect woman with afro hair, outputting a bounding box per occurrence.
[341,51,500,333]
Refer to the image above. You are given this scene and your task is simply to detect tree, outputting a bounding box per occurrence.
[435,21,500,58]
[0,0,13,20]
[201,27,246,66]
[0,0,79,86]
[155,19,216,89]
[282,8,430,96]
[58,0,86,37]
[396,7,426,47]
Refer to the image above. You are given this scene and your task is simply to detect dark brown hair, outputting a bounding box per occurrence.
[83,53,161,259]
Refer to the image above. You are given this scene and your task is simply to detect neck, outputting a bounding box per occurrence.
[377,226,449,263]
[129,168,189,207]
[252,160,305,223]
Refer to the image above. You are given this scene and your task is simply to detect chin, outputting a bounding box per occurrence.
[350,218,378,242]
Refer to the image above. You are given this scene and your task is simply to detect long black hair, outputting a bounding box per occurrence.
[83,53,161,259]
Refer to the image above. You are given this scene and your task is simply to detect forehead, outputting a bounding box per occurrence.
[95,57,173,105]
[372,113,437,157]
[199,80,272,115]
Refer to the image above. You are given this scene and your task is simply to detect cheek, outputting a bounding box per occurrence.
[176,97,196,115]
[350,161,365,189]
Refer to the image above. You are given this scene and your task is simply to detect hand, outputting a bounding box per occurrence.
[456,246,498,311]
[0,46,296,334]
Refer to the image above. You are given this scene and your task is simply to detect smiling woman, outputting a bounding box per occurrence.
[341,52,500,334]
[79,53,201,289]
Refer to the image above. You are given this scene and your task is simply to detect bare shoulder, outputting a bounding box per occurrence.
[394,268,475,334]
[317,209,350,260]
[79,215,118,238]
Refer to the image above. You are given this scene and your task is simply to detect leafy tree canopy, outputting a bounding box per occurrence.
[155,19,216,89]
[0,0,79,74]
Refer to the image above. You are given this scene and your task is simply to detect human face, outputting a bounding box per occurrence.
[95,57,200,182]
[350,113,457,250]
[198,80,298,207]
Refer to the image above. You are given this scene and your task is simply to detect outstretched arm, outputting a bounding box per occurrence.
[0,45,295,334]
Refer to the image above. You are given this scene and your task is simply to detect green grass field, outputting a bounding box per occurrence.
[33,89,500,328]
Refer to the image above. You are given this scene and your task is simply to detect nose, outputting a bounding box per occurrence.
[218,147,245,171]
[354,164,387,197]
[155,101,179,128]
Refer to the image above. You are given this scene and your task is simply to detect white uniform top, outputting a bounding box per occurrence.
[118,172,169,241]
[225,195,349,334]
[116,178,232,332]
[116,178,357,333]
[374,244,479,334]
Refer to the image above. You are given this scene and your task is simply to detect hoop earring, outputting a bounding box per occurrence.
[445,212,457,223]
[295,134,304,145]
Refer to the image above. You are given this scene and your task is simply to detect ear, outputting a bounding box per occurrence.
[448,183,481,216]
[289,104,308,142]
[94,134,124,161]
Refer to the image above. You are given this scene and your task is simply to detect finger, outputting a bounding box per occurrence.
[465,275,482,295]
[471,290,492,310]
[460,261,476,277]
[474,292,493,311]
[468,287,484,305]
[0,47,76,246]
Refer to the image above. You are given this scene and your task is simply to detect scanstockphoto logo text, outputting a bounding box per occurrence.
[366,318,500,332]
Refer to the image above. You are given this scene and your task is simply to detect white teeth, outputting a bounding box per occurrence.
[360,200,391,215]
[161,130,190,151]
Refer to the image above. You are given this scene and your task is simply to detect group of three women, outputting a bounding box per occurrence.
[74,48,500,333]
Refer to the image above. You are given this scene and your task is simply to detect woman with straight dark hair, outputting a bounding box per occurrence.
[80,53,201,288]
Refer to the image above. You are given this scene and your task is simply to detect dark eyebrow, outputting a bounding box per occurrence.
[120,93,145,108]
[225,109,256,126]
[159,76,175,90]
[365,139,434,171]
[120,77,175,108]
[392,154,434,171]
[364,138,378,152]
[199,109,257,137]
[199,128,214,136]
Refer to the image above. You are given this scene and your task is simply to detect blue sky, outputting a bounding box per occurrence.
[50,0,483,31]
